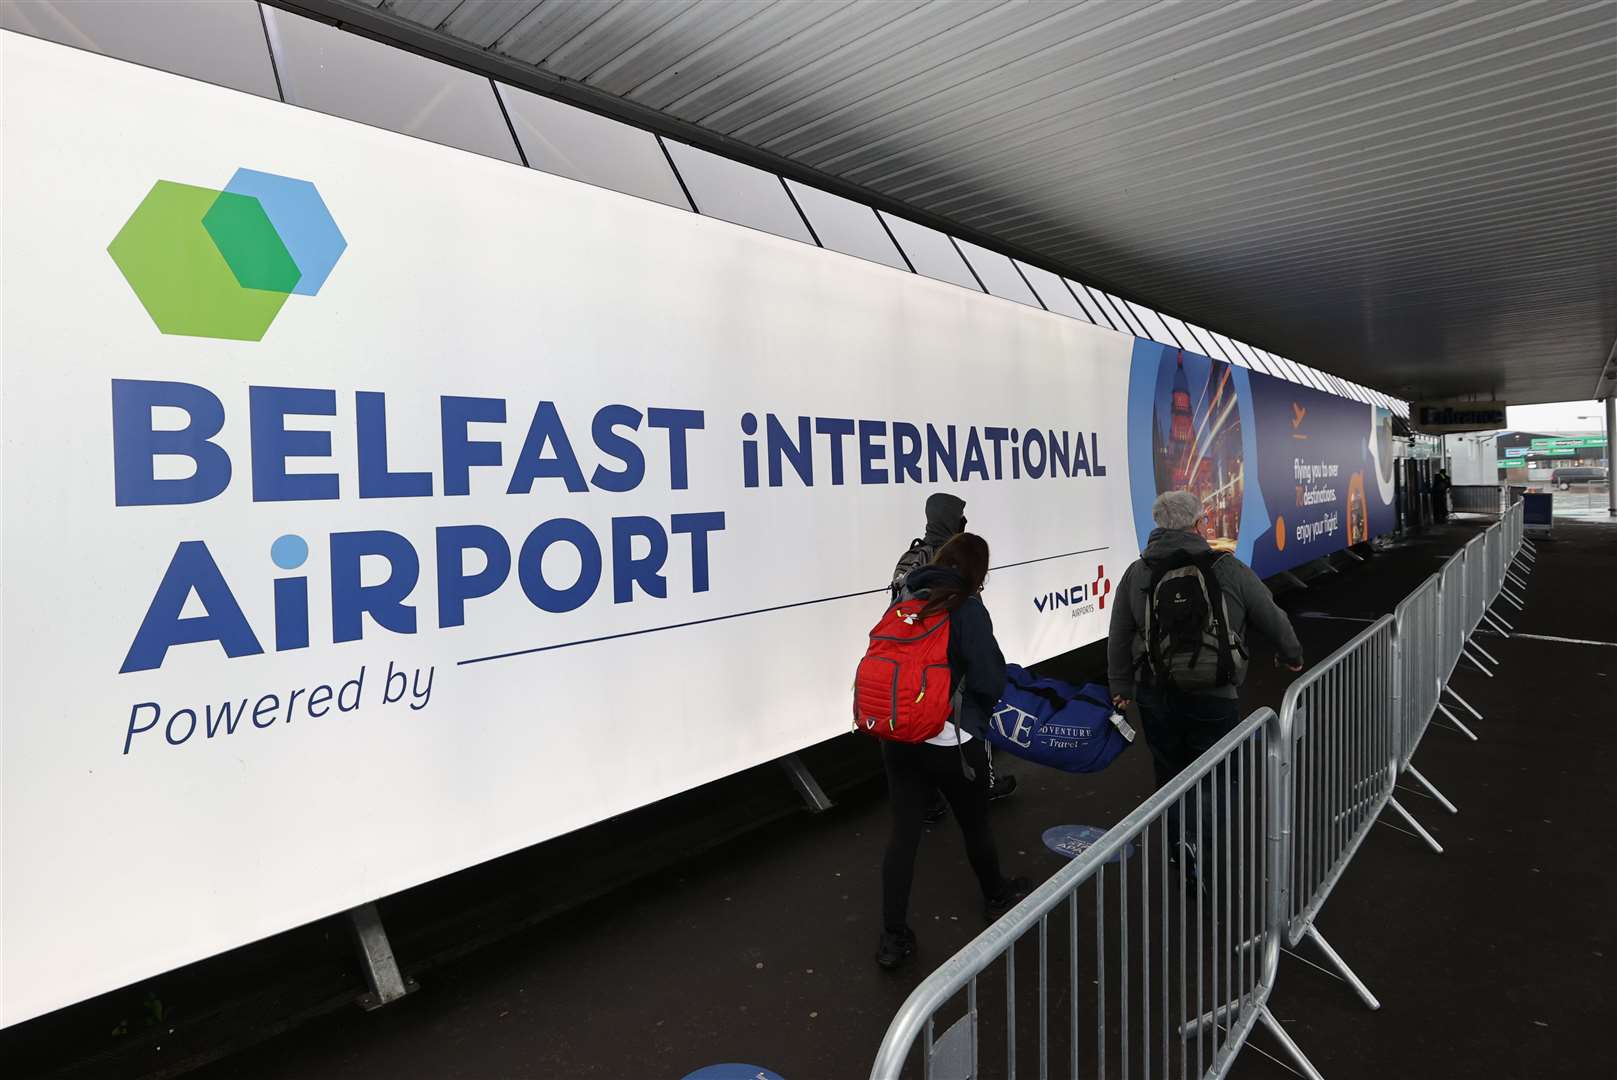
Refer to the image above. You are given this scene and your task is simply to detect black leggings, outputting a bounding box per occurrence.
[880,738,1006,932]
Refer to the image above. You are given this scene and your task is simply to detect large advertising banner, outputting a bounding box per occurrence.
[1,34,1142,1025]
[1125,341,1396,574]
[0,33,1395,1025]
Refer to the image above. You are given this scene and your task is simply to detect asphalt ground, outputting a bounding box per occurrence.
[9,517,1612,1079]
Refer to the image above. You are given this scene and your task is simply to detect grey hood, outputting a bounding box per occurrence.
[1141,526,1211,564]
[923,493,967,547]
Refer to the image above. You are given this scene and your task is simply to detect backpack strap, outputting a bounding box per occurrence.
[950,685,976,781]
[1192,551,1239,685]
[890,537,933,599]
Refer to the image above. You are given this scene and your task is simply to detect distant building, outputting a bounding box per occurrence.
[1494,430,1608,481]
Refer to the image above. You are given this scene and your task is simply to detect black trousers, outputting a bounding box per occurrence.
[880,738,1006,933]
[1138,686,1241,855]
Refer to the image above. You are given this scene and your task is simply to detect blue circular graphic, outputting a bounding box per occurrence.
[1042,825,1135,864]
[270,533,309,570]
[681,1067,786,1080]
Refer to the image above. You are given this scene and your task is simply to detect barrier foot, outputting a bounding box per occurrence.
[348,902,416,1010]
[1499,586,1525,610]
[1443,685,1484,721]
[1468,638,1501,665]
[1481,611,1512,637]
[1387,796,1445,854]
[1487,608,1515,632]
[1506,569,1529,589]
[1462,648,1495,677]
[1436,703,1479,741]
[1304,926,1381,1010]
[1257,1006,1326,1080]
[778,753,834,813]
[1405,766,1458,813]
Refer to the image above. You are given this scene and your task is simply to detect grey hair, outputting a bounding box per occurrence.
[1152,490,1203,531]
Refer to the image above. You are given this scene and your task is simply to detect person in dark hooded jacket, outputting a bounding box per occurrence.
[890,493,1017,816]
[889,492,969,601]
[876,533,1030,971]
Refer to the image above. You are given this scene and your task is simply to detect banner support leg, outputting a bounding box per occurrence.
[779,753,834,813]
[1274,571,1309,592]
[348,902,415,1010]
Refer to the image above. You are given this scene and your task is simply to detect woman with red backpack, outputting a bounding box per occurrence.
[869,532,1031,970]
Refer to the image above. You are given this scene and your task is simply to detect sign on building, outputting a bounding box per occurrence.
[1410,400,1509,434]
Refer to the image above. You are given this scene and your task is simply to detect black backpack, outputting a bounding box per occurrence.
[1135,551,1247,693]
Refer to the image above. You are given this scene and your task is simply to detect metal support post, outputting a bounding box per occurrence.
[778,753,833,812]
[1405,766,1458,813]
[1303,925,1380,1010]
[1443,685,1484,721]
[1257,1007,1326,1080]
[1387,795,1445,854]
[1606,394,1615,518]
[348,902,415,1010]
[1436,702,1479,741]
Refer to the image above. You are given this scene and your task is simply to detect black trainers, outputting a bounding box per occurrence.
[876,927,916,970]
[984,876,1033,923]
[923,795,948,824]
[988,773,1018,801]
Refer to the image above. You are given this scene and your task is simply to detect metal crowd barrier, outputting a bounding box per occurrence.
[870,522,1533,1078]
[1448,484,1504,514]
[1388,577,1453,853]
[867,709,1323,1080]
[1278,617,1397,1010]
[1499,502,1531,606]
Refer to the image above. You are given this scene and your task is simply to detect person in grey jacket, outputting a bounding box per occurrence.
[1107,491,1304,830]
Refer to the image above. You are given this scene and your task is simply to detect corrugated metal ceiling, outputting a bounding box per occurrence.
[299,0,1616,405]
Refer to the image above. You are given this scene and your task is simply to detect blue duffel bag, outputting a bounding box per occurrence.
[985,665,1136,773]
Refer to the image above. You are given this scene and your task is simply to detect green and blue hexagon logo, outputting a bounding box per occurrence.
[108,169,345,341]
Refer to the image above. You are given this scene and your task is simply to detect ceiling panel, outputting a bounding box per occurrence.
[293,0,1617,405]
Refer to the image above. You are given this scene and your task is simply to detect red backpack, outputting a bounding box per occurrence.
[853,598,955,742]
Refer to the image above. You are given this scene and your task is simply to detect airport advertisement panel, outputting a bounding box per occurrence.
[0,33,1391,1024]
[2,35,1142,1024]
[1125,341,1397,575]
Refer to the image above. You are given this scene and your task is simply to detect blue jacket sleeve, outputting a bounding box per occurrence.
[950,598,1007,735]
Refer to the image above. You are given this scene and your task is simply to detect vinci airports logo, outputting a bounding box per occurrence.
[1034,564,1112,618]
[107,169,345,341]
